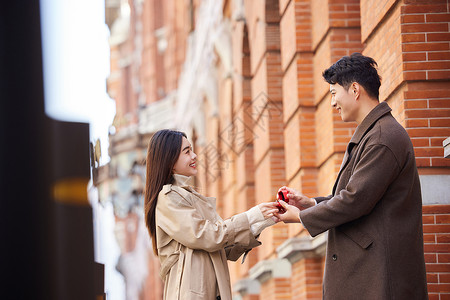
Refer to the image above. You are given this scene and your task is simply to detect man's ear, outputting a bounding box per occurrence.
[352,82,360,100]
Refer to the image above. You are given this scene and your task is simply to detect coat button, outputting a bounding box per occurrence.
[332,254,337,261]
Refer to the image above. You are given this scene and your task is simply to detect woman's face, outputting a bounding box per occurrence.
[173,137,197,177]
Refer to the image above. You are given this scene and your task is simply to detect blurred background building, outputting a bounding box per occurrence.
[95,0,450,299]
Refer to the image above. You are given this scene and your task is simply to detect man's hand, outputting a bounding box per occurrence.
[277,186,315,210]
[273,200,301,223]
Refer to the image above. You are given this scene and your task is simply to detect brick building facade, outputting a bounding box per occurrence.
[101,0,450,299]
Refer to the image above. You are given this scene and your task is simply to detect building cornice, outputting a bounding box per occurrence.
[249,258,291,284]
[276,233,327,264]
[444,137,450,159]
[233,278,260,296]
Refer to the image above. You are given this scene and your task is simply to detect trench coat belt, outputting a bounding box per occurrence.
[175,249,185,299]
[159,243,184,279]
[159,251,180,279]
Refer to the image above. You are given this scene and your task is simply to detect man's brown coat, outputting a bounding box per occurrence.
[300,102,428,299]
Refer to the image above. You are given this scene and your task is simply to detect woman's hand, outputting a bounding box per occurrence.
[257,202,281,221]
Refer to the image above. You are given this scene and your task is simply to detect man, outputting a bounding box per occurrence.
[275,53,428,299]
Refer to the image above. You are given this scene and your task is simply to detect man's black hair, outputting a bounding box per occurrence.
[322,53,381,100]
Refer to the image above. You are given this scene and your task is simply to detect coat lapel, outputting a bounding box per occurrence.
[331,102,392,195]
[332,142,355,195]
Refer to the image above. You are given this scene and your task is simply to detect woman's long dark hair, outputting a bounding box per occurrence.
[145,129,186,255]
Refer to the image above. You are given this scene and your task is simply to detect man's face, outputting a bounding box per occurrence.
[329,83,358,122]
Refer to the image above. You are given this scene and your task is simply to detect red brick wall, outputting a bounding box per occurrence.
[401,0,450,167]
[110,0,190,128]
[222,0,450,299]
[423,205,450,299]
[260,277,292,300]
[289,257,325,300]
[141,0,164,104]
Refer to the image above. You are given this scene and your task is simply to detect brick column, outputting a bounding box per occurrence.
[279,0,321,241]
[278,0,363,299]
[245,0,288,260]
[277,234,327,300]
[249,259,292,300]
[313,0,363,198]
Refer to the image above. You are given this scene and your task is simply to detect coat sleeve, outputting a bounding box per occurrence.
[300,144,401,237]
[315,195,332,203]
[156,187,261,253]
[224,238,261,262]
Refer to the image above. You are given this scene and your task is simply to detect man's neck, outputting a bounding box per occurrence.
[356,98,379,124]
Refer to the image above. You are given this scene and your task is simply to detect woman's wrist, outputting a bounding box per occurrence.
[245,206,265,225]
[246,205,276,236]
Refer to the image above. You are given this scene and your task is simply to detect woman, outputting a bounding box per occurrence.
[145,129,277,300]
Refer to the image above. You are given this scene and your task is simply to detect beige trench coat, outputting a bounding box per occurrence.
[156,175,261,300]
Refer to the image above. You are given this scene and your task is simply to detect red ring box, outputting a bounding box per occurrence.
[276,190,289,212]
[278,190,289,202]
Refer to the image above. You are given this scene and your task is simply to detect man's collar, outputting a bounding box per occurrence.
[350,102,391,144]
